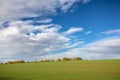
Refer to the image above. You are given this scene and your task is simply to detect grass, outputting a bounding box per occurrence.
[0,59,120,80]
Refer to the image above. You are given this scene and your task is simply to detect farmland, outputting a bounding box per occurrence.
[0,59,120,80]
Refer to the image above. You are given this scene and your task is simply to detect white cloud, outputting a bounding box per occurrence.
[2,0,118,62]
[36,19,53,24]
[0,20,84,62]
[82,37,120,58]
[60,0,80,13]
[64,27,83,35]
[0,27,19,41]
[84,37,120,54]
[47,37,120,60]
[0,0,84,22]
[1,20,120,61]
[85,31,92,35]
[102,29,120,35]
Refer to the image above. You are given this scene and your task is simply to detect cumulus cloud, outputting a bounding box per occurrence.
[0,20,84,62]
[1,21,120,61]
[0,27,19,41]
[0,0,86,22]
[1,0,118,61]
[0,0,91,62]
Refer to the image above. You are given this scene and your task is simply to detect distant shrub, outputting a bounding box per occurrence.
[5,61,14,64]
[40,60,51,62]
[4,57,83,64]
[56,59,61,62]
[5,60,25,64]
[62,57,71,61]
[45,60,51,62]
[40,60,44,62]
[61,57,83,62]
[14,60,25,63]
[75,57,83,61]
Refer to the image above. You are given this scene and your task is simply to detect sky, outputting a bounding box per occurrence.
[0,0,120,62]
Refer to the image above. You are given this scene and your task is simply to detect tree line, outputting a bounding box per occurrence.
[1,57,83,64]
[5,60,25,64]
[39,57,83,62]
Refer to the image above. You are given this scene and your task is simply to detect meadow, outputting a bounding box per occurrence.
[0,59,120,80]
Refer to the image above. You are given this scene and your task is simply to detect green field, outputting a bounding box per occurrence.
[0,59,120,80]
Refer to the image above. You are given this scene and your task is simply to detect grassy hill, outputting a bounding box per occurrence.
[0,59,120,80]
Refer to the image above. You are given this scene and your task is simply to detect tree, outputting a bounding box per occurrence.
[56,59,61,62]
[44,60,51,62]
[62,57,71,61]
[75,57,83,61]
[5,60,25,64]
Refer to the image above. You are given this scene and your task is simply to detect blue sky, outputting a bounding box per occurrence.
[53,0,120,40]
[0,0,120,62]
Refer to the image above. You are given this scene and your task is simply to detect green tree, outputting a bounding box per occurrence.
[62,57,71,61]
[56,59,61,62]
[75,57,83,61]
